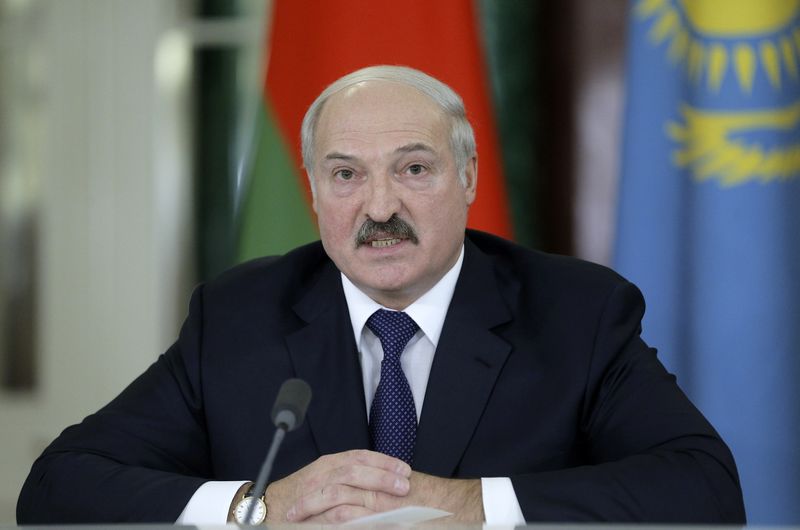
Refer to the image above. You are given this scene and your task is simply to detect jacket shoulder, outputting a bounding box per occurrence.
[466,229,629,294]
[199,240,332,310]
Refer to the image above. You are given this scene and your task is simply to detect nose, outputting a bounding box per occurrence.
[363,173,401,223]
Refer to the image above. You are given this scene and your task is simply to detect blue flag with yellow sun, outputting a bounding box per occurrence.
[616,0,800,523]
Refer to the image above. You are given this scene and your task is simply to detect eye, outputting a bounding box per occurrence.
[335,168,354,180]
[407,164,426,175]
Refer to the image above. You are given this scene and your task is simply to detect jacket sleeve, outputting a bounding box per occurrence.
[16,286,212,523]
[511,281,746,523]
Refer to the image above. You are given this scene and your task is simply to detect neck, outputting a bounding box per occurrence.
[362,287,423,311]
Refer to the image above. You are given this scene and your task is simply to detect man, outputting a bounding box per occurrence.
[17,66,746,524]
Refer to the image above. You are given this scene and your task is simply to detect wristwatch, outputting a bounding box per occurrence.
[231,483,268,525]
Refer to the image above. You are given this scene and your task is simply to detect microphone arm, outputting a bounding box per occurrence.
[245,427,286,524]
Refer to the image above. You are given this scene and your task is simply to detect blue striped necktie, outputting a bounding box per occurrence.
[366,309,419,465]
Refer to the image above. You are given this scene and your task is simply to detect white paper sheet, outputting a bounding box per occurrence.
[344,506,452,525]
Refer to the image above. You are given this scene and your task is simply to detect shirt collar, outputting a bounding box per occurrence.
[341,244,465,349]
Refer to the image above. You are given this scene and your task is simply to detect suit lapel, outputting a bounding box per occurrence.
[414,239,516,476]
[285,261,370,456]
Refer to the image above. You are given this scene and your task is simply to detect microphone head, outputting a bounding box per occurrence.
[271,378,312,431]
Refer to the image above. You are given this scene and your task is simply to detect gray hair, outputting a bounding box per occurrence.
[300,65,476,192]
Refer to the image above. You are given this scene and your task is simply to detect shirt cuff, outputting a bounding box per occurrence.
[175,480,249,524]
[480,477,526,525]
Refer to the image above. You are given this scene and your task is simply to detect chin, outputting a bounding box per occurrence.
[360,272,413,294]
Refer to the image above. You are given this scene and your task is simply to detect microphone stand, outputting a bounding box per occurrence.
[242,423,287,525]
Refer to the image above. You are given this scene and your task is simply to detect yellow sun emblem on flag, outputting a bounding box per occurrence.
[637,0,800,186]
[638,0,800,92]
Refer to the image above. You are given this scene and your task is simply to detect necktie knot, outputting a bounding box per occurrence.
[366,309,419,361]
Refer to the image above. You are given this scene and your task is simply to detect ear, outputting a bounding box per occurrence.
[464,156,477,206]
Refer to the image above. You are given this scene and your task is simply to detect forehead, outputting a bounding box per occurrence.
[314,81,449,157]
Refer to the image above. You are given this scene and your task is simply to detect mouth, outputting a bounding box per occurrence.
[368,237,405,248]
[355,215,419,249]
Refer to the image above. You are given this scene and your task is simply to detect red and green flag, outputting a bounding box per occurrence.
[237,0,513,261]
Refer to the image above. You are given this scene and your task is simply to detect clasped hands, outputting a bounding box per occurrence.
[263,449,483,524]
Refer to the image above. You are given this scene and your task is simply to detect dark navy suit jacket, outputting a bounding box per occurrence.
[17,230,746,523]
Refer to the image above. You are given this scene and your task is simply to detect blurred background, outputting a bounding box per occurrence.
[0,0,797,524]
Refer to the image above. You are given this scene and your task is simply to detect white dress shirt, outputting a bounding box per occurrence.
[177,245,524,524]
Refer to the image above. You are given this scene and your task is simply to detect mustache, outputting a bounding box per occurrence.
[355,215,419,246]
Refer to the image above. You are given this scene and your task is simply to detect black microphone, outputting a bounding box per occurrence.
[244,378,312,525]
[271,378,312,431]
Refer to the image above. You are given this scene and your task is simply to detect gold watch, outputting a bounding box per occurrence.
[231,483,267,525]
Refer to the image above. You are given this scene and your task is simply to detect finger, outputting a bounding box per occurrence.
[336,449,412,477]
[287,484,367,521]
[288,478,404,522]
[329,463,411,496]
[297,452,410,497]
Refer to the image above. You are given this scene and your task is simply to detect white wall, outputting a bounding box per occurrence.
[0,0,194,521]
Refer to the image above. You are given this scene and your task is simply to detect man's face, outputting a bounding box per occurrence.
[310,81,476,309]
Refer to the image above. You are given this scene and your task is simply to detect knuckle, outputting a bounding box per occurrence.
[340,465,358,483]
[330,464,354,485]
[322,484,340,503]
[364,490,379,510]
[304,475,321,491]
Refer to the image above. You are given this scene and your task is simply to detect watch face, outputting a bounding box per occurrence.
[235,496,267,525]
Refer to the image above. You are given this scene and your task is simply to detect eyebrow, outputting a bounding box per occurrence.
[394,142,436,155]
[324,152,357,162]
[322,143,437,164]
